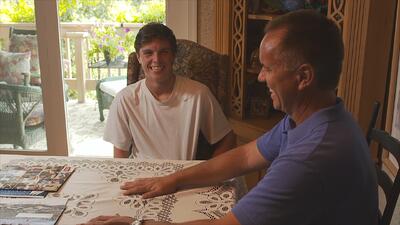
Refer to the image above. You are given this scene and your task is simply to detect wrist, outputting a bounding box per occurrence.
[169,171,184,190]
[131,219,143,225]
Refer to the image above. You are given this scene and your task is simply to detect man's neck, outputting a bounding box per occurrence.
[290,91,337,126]
[145,75,176,102]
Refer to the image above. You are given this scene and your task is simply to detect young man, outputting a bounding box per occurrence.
[85,10,378,225]
[104,23,236,160]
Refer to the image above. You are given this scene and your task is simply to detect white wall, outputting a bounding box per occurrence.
[166,0,197,42]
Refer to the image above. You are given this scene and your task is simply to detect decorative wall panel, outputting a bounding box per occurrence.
[230,0,246,118]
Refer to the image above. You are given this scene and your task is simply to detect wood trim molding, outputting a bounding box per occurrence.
[215,0,231,54]
[384,0,400,175]
[333,0,397,133]
[230,0,246,119]
[328,0,345,31]
[166,0,197,41]
[385,0,400,134]
[336,0,369,116]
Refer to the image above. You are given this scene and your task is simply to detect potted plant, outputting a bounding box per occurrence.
[88,24,135,65]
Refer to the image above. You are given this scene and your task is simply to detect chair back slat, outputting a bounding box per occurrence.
[376,166,394,198]
[367,102,380,146]
[367,101,400,225]
[381,173,400,225]
[371,129,400,163]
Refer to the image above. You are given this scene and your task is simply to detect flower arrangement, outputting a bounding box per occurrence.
[88,24,136,65]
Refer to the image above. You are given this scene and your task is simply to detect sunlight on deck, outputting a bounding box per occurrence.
[67,99,113,158]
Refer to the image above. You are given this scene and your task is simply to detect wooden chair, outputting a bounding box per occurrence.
[367,101,400,225]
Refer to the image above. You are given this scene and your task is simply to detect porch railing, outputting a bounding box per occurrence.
[0,22,141,103]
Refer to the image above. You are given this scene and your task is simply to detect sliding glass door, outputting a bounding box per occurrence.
[0,0,191,156]
[0,0,68,155]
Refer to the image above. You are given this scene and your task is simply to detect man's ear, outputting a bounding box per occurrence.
[296,64,314,91]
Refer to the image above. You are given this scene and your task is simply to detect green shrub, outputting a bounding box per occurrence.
[138,1,165,23]
[0,0,35,22]
[0,0,165,23]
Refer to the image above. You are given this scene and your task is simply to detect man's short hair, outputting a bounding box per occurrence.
[265,10,344,90]
[134,22,177,54]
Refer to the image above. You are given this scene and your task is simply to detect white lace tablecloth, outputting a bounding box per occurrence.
[0,155,246,225]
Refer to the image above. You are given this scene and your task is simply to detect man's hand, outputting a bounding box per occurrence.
[120,176,177,199]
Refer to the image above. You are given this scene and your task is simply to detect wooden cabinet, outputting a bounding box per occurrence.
[229,2,287,190]
[229,0,333,188]
[231,0,277,121]
[216,0,398,188]
[229,0,286,145]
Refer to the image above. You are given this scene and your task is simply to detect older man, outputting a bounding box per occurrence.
[86,10,378,225]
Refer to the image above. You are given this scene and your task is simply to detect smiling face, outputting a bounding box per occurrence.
[257,29,300,114]
[137,38,175,84]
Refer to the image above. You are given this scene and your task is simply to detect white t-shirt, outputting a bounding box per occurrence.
[104,76,232,160]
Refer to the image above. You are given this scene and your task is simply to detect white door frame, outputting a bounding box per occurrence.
[1,0,195,156]
[1,0,69,156]
[166,0,197,42]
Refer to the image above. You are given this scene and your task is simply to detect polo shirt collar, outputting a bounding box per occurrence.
[285,98,345,144]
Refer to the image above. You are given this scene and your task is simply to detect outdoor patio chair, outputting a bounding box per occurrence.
[8,27,69,99]
[0,28,46,149]
[9,27,42,86]
[0,80,45,149]
[96,75,127,121]
[0,28,71,149]
[9,27,36,37]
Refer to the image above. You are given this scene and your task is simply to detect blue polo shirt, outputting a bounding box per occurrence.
[232,99,378,225]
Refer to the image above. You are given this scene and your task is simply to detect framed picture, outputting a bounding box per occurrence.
[385,3,400,176]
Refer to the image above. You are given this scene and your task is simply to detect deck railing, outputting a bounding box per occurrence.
[0,22,141,102]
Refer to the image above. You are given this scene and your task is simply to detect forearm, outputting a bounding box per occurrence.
[114,146,130,158]
[211,131,236,157]
[171,140,267,190]
[120,140,268,198]
[143,212,240,225]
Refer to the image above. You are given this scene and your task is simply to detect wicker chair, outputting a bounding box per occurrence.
[0,28,48,149]
[0,82,45,149]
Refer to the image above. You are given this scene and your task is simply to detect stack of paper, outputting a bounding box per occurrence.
[0,164,74,198]
[0,198,68,225]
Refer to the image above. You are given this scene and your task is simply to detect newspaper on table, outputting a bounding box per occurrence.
[0,197,68,225]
